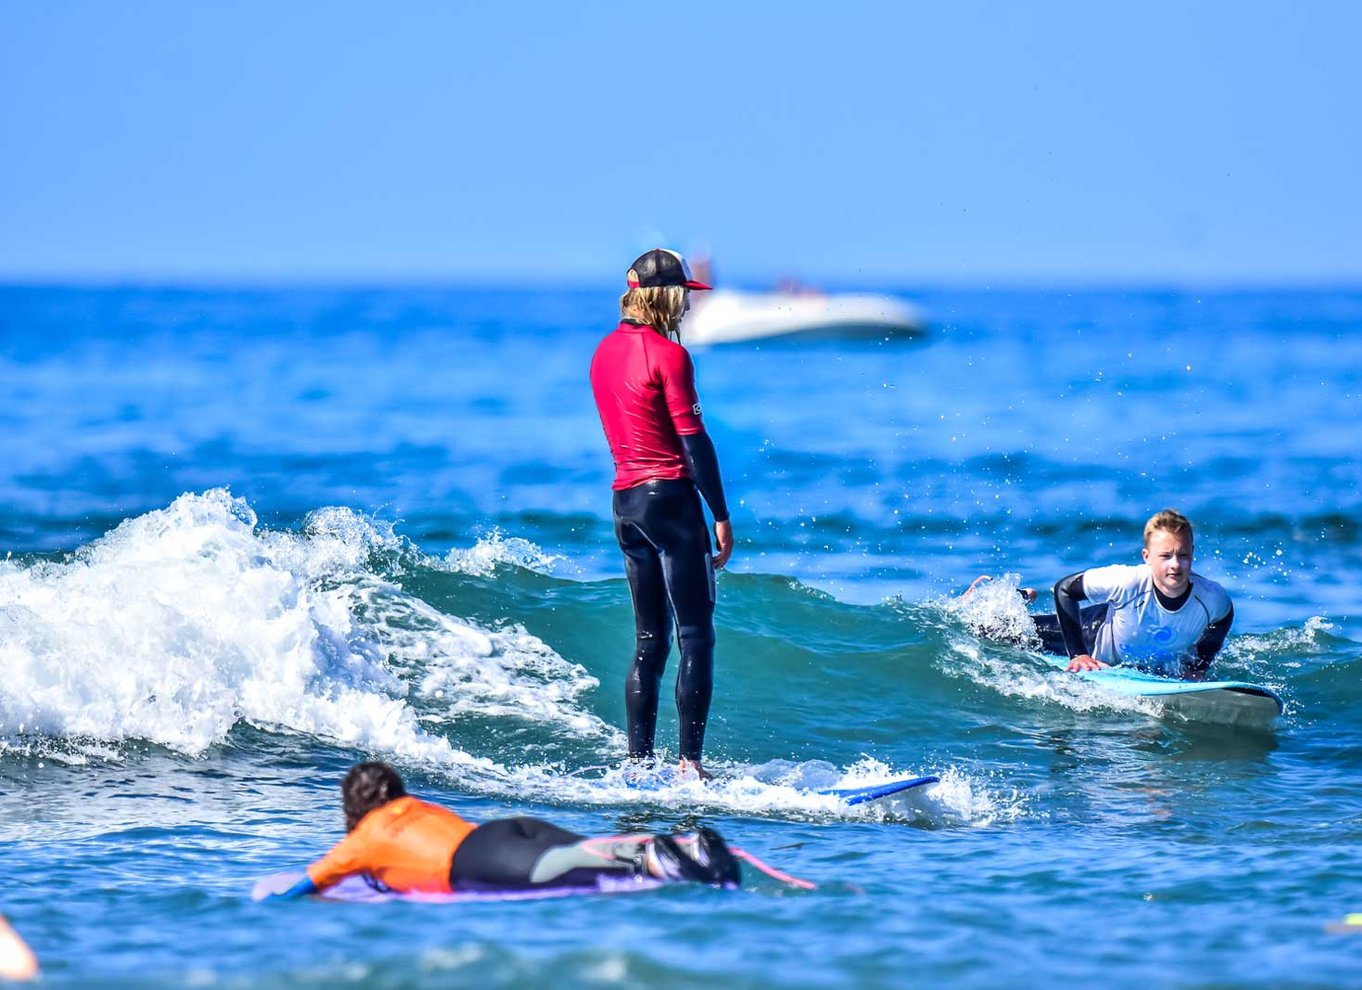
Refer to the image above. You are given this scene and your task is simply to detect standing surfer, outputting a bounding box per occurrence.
[589,249,734,780]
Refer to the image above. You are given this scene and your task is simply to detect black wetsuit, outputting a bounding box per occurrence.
[1032,604,1109,658]
[448,816,737,892]
[614,473,720,761]
[591,320,730,763]
[448,817,642,891]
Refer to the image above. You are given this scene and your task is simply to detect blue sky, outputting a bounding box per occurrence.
[1,1,1358,285]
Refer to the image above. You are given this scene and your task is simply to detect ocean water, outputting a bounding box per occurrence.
[0,284,1359,988]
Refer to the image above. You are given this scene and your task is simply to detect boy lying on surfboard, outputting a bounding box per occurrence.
[261,761,740,899]
[968,509,1234,680]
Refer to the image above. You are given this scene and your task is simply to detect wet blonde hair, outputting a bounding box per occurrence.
[1143,508,1193,548]
[620,281,688,338]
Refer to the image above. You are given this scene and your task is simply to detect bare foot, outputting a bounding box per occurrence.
[1019,587,1037,603]
[678,758,713,782]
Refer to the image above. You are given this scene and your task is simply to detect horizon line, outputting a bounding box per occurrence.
[2,272,1360,294]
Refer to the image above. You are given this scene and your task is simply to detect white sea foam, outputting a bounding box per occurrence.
[935,576,1163,717]
[1222,615,1333,666]
[941,572,1042,646]
[942,633,1163,718]
[442,529,564,577]
[496,754,1019,827]
[0,489,613,761]
[363,590,614,737]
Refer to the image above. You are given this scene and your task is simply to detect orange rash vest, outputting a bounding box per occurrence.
[306,795,476,894]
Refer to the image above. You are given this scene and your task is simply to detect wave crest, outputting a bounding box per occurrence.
[0,490,610,760]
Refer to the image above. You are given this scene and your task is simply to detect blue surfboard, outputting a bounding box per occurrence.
[1044,656,1283,725]
[817,775,940,806]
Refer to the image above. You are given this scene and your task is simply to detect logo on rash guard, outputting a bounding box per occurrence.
[692,402,703,416]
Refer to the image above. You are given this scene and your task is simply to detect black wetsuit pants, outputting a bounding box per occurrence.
[613,478,716,762]
[1032,604,1108,658]
[448,817,645,891]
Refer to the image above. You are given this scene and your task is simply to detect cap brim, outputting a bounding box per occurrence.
[625,278,712,290]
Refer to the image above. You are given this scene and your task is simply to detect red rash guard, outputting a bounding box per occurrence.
[590,321,706,491]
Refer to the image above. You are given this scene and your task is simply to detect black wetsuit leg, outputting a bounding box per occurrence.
[450,818,582,890]
[448,818,645,891]
[614,479,716,762]
[1033,604,1108,658]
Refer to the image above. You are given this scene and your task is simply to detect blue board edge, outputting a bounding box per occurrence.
[1042,657,1284,714]
[819,775,940,806]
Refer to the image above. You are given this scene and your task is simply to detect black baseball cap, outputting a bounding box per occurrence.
[626,249,712,290]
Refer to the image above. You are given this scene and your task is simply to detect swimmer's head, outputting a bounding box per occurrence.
[342,761,407,831]
[621,249,711,339]
[1143,509,1193,549]
[1142,509,1194,598]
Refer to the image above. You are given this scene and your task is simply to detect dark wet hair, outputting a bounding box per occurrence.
[342,761,407,831]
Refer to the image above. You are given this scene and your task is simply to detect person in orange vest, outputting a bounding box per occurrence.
[266,761,740,898]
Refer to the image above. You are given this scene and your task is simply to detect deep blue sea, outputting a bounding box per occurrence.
[1,284,1360,988]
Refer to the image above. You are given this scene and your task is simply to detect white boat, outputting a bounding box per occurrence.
[681,289,926,346]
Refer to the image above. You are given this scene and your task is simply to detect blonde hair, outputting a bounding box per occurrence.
[1143,508,1193,547]
[620,281,688,337]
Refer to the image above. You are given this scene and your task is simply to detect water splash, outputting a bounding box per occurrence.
[941,573,1042,646]
[442,529,565,577]
[0,490,610,763]
[494,755,1021,827]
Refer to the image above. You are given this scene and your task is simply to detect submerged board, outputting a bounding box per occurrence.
[1044,656,1284,726]
[252,871,658,904]
[253,848,814,904]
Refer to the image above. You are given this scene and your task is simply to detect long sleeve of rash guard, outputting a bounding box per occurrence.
[679,431,729,523]
[267,876,319,899]
[1187,604,1234,676]
[1052,571,1089,659]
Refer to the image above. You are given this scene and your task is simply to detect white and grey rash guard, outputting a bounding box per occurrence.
[1052,564,1234,676]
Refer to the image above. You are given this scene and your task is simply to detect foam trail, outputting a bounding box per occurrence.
[500,756,1021,828]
